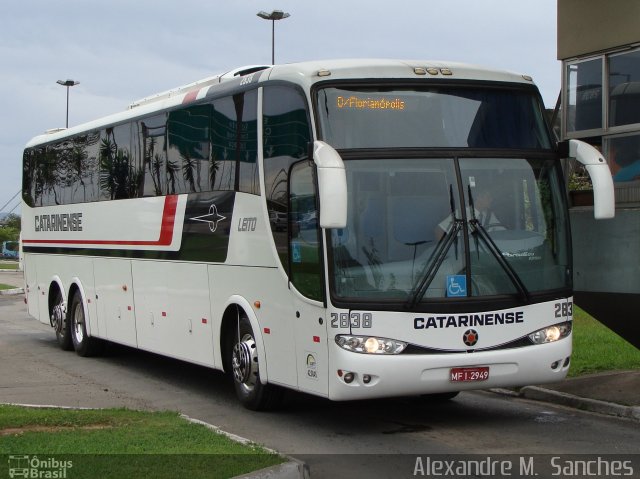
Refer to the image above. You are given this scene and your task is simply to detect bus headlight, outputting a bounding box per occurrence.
[336,335,407,354]
[528,322,572,344]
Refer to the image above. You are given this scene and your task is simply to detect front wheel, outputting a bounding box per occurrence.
[230,314,282,411]
[70,291,103,357]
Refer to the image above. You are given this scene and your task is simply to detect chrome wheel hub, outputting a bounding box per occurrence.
[232,333,258,392]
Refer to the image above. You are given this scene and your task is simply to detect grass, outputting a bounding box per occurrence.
[569,306,640,377]
[0,405,284,479]
[0,262,18,270]
[0,283,14,290]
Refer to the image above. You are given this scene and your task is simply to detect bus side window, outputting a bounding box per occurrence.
[289,161,323,302]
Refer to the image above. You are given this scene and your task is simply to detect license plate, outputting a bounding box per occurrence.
[450,366,490,382]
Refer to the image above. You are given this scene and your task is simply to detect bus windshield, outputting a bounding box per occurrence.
[328,157,570,304]
[316,86,552,150]
[317,85,568,305]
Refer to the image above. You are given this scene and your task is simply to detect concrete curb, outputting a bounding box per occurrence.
[491,387,640,422]
[180,414,309,479]
[519,386,640,422]
[0,287,23,295]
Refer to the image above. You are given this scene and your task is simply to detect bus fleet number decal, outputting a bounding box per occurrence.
[554,301,573,318]
[330,312,373,329]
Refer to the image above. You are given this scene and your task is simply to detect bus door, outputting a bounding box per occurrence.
[289,161,328,396]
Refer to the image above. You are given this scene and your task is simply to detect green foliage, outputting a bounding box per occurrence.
[0,213,20,242]
[568,165,592,191]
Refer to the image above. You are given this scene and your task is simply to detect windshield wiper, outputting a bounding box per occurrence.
[405,185,461,310]
[467,185,530,303]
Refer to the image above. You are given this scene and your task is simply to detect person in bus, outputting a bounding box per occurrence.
[435,186,505,240]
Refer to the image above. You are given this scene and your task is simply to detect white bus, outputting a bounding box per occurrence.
[21,60,614,410]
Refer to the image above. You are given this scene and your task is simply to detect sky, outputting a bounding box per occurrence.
[0,0,560,214]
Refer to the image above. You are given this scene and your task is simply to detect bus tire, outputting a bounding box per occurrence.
[52,289,73,351]
[230,313,282,411]
[69,290,102,357]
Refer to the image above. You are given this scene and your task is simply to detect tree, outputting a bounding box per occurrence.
[0,213,20,242]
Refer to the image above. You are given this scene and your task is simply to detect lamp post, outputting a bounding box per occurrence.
[256,10,290,65]
[56,79,80,128]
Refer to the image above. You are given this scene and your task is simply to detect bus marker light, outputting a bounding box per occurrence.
[254,301,261,309]
[264,327,271,334]
[162,311,167,317]
[313,336,320,343]
[413,67,427,75]
[337,369,343,377]
[202,318,207,324]
[426,67,439,75]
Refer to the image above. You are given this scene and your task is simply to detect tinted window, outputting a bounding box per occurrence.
[210,91,259,194]
[566,59,603,132]
[135,114,168,197]
[317,86,551,149]
[609,50,640,127]
[263,85,312,271]
[168,105,212,194]
[99,124,134,200]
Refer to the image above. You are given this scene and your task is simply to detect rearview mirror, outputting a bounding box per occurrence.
[313,141,347,228]
[564,139,615,219]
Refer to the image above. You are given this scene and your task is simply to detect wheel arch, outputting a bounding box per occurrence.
[47,276,66,318]
[218,295,268,385]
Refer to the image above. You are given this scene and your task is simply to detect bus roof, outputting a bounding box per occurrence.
[25,59,535,148]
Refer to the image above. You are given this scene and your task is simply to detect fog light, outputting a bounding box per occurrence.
[363,374,371,384]
[563,357,571,367]
[343,372,355,384]
[551,361,560,370]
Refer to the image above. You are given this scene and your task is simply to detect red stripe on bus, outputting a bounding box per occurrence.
[23,195,179,247]
[182,90,199,104]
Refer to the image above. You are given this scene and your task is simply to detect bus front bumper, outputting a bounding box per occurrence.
[327,337,572,401]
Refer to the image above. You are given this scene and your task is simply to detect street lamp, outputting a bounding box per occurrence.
[56,79,80,128]
[256,10,290,65]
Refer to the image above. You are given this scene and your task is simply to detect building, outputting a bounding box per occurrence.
[558,0,640,346]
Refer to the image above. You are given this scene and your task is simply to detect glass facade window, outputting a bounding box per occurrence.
[609,49,640,128]
[606,134,640,182]
[566,58,603,133]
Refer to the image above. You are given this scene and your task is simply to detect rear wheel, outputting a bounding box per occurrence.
[51,289,72,351]
[70,290,102,357]
[230,313,282,411]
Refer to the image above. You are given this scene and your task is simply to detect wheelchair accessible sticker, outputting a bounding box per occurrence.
[446,275,467,297]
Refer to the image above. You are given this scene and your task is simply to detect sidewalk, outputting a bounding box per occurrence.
[0,268,23,295]
[515,370,640,421]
